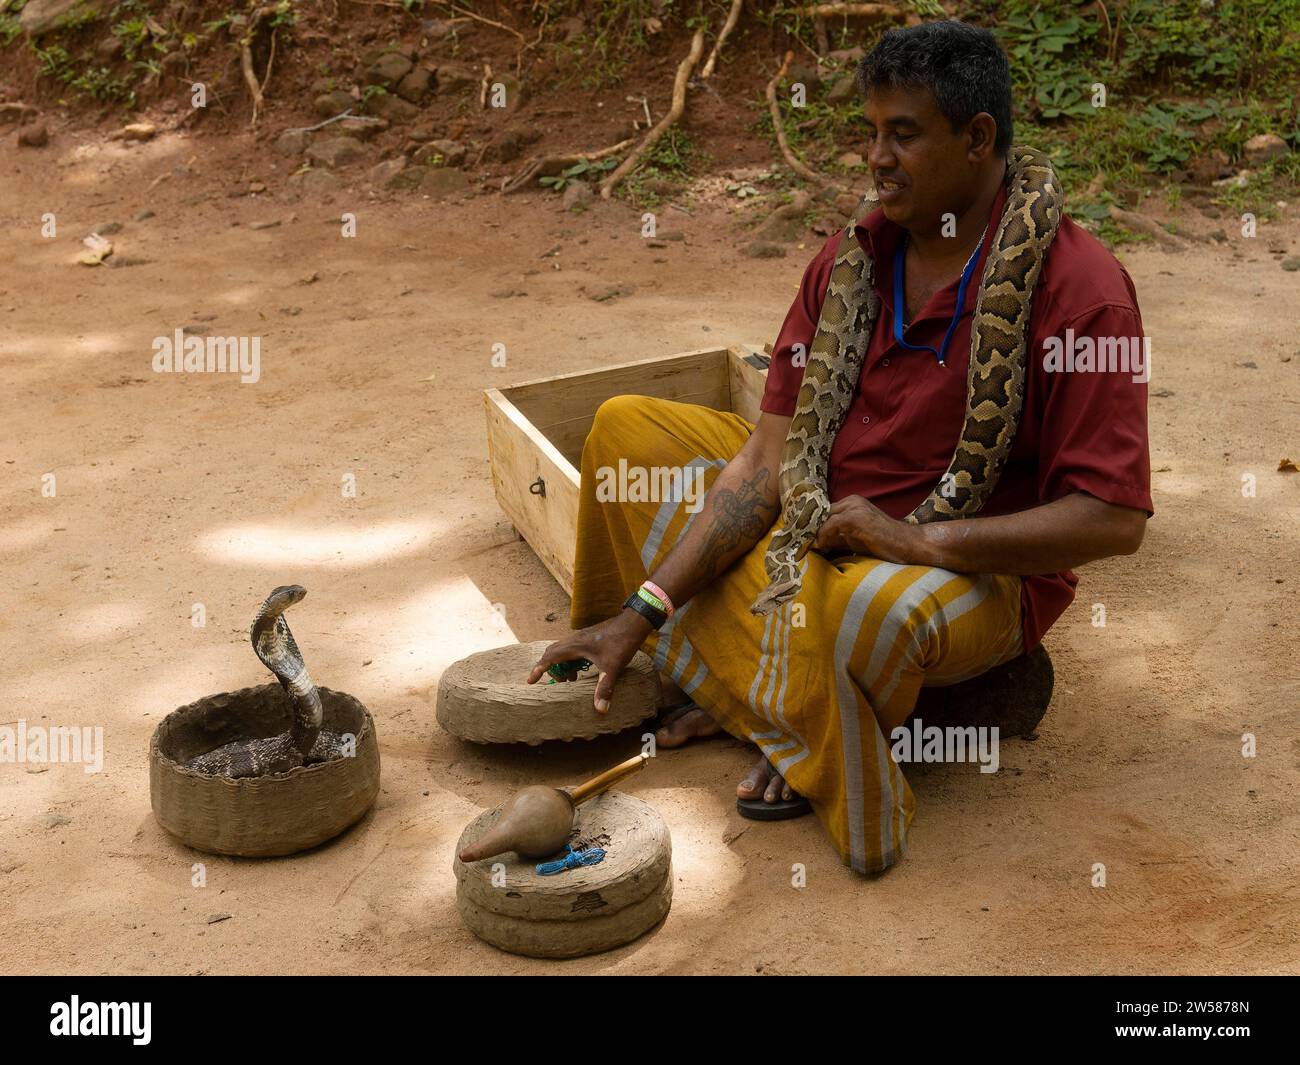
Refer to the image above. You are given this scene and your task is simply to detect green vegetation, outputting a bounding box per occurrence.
[4,0,1294,237]
[8,1,295,110]
[13,0,179,107]
[621,125,709,205]
[0,0,26,47]
[267,1,295,30]
[761,0,1298,242]
[34,42,136,104]
[111,0,159,63]
[539,156,618,192]
[969,0,1299,229]
[547,0,666,91]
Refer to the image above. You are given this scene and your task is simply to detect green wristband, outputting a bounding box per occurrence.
[636,586,666,612]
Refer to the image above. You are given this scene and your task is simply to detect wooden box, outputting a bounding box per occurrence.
[484,343,771,594]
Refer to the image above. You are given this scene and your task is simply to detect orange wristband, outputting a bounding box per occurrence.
[642,580,674,617]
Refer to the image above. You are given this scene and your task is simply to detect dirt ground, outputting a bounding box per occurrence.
[1,126,1298,976]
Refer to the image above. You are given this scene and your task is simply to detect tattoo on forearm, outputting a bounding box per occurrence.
[699,466,779,577]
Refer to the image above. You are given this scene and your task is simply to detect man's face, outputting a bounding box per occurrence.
[862,83,983,232]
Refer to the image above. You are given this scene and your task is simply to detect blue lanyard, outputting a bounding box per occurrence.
[892,225,988,367]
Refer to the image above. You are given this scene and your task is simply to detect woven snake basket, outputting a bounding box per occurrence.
[149,683,381,857]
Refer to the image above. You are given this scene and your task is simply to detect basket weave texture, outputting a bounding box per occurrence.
[149,683,380,857]
[437,641,662,744]
[453,791,672,958]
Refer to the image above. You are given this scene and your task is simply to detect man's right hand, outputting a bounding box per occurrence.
[526,409,789,717]
[526,609,653,714]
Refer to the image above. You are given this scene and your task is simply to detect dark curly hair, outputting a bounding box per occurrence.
[855,20,1013,156]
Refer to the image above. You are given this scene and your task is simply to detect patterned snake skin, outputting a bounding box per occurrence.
[187,586,348,777]
[751,146,1063,615]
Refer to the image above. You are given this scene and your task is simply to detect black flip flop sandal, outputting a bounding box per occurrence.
[736,794,812,821]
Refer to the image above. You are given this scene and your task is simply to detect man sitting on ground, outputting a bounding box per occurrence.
[529,20,1152,874]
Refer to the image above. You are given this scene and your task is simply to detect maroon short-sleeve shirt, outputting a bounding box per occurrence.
[761,183,1153,650]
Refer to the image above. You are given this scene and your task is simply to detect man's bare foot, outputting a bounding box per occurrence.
[655,703,723,749]
[737,753,796,803]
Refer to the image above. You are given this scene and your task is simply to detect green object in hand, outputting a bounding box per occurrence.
[547,658,592,682]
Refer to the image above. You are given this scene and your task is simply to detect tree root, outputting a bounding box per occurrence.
[238,5,280,129]
[428,0,527,74]
[1107,205,1193,249]
[503,139,636,195]
[0,102,38,124]
[429,0,524,43]
[806,1,917,48]
[701,0,744,78]
[802,2,909,16]
[766,50,851,195]
[283,110,384,135]
[599,28,706,200]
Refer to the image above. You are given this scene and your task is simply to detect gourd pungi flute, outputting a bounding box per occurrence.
[458,754,650,862]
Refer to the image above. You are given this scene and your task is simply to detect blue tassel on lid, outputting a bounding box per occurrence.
[535,843,607,876]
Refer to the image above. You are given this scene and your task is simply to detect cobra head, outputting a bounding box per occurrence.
[250,585,309,675]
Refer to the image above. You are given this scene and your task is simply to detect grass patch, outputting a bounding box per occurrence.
[620,126,707,207]
[0,0,25,47]
[545,0,665,91]
[33,42,138,105]
[750,0,1299,225]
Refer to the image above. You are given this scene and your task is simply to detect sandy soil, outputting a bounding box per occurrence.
[1,127,1297,976]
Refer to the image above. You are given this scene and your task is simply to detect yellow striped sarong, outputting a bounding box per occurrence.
[572,395,1024,874]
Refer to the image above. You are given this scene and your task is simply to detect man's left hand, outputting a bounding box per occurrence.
[813,495,922,564]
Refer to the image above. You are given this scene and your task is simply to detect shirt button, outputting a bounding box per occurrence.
[882,358,891,366]
[861,416,870,424]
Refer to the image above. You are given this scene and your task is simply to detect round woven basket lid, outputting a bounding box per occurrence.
[437,641,662,745]
[454,791,672,959]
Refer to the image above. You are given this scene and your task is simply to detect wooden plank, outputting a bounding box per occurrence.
[500,345,732,395]
[505,347,731,466]
[486,342,769,595]
[727,343,771,424]
[484,388,580,595]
